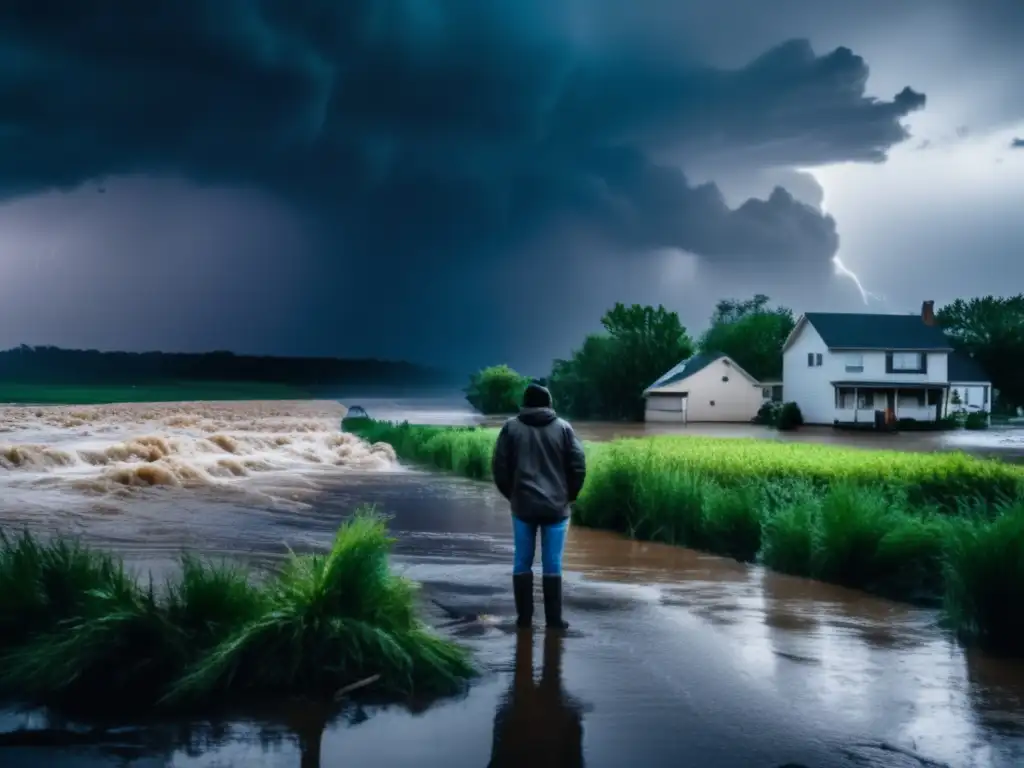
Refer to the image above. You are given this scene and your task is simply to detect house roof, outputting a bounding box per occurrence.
[800,312,953,351]
[645,352,758,393]
[947,352,990,383]
[645,353,718,392]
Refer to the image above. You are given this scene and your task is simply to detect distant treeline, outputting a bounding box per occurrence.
[0,345,452,390]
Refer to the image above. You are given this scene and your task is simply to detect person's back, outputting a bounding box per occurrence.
[492,382,586,630]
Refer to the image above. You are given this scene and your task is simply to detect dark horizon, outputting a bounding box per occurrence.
[0,2,1019,372]
[0,345,463,389]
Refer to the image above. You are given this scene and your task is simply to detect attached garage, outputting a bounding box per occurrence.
[643,353,766,424]
[644,391,687,423]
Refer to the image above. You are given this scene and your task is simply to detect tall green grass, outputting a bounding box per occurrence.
[344,419,1024,653]
[0,508,474,712]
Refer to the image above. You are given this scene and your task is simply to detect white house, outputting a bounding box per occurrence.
[643,352,768,423]
[781,301,989,426]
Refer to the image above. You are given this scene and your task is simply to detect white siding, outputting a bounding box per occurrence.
[645,357,764,423]
[782,321,835,424]
[828,350,948,384]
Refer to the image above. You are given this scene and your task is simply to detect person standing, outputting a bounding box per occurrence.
[491,382,587,630]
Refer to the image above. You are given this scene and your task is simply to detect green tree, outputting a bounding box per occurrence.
[464,365,530,414]
[937,295,1024,409]
[697,294,795,381]
[549,303,694,421]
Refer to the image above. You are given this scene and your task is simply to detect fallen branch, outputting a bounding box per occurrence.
[333,674,380,701]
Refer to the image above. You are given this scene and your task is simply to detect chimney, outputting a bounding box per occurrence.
[921,300,935,326]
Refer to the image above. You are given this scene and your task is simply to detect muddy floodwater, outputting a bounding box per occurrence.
[2,396,1024,767]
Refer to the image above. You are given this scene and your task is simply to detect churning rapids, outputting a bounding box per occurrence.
[2,397,1024,768]
[0,400,395,510]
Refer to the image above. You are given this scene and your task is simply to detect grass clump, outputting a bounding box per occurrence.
[0,508,474,712]
[347,419,1024,654]
[943,498,1024,652]
[167,513,472,704]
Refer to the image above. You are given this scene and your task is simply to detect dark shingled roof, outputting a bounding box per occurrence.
[803,313,953,351]
[645,352,723,392]
[948,352,990,383]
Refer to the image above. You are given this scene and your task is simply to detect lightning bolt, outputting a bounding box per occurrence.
[831,255,882,305]
[813,172,884,306]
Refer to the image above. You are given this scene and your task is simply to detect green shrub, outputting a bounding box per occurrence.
[0,508,474,712]
[464,365,530,415]
[753,401,782,426]
[964,410,990,431]
[776,401,804,431]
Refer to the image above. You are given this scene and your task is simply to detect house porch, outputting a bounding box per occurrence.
[831,381,948,427]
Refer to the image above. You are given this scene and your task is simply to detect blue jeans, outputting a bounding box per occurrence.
[512,517,569,576]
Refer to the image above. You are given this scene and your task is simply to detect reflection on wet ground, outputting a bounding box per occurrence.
[3,471,1024,767]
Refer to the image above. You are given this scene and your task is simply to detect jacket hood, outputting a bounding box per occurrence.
[517,406,558,427]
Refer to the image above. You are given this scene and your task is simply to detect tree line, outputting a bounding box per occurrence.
[466,294,1024,420]
[0,345,450,390]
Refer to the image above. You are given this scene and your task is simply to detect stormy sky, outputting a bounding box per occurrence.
[0,1,1021,375]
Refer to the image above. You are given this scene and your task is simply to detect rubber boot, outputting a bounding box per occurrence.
[542,575,569,630]
[513,572,533,628]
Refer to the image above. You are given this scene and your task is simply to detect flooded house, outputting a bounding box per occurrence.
[642,353,768,423]
[780,300,992,427]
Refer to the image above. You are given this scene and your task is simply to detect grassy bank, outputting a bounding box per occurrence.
[344,419,1024,653]
[0,508,474,712]
[0,381,313,405]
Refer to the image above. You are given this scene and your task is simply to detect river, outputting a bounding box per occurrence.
[1,395,1023,767]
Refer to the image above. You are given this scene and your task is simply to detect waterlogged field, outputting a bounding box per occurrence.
[344,419,1024,653]
[0,510,473,713]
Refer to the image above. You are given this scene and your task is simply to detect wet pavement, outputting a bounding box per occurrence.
[3,470,1024,767]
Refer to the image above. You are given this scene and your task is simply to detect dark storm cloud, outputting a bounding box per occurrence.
[0,0,923,280]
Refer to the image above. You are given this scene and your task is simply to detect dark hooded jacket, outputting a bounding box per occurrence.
[491,406,587,524]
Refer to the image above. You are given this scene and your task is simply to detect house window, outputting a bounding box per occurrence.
[722,375,729,382]
[836,388,873,409]
[762,387,772,399]
[845,353,864,373]
[891,352,923,371]
[836,387,854,409]
[962,388,971,406]
[807,352,823,368]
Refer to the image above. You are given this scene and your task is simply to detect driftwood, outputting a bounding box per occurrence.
[333,674,381,701]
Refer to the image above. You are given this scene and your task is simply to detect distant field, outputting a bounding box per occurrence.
[0,381,314,405]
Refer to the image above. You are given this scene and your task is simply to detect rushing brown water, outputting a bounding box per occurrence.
[2,395,1024,767]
